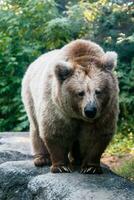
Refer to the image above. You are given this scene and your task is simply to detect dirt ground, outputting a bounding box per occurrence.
[101,153,133,170]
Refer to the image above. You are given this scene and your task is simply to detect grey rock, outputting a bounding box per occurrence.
[28,172,134,200]
[0,132,134,200]
[0,161,49,200]
[0,132,32,164]
[0,132,31,155]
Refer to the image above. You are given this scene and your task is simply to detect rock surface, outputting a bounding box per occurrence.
[0,132,134,200]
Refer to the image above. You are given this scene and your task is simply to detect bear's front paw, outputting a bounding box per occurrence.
[50,165,72,173]
[80,165,103,174]
[34,154,51,167]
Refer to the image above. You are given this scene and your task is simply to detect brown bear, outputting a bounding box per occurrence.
[22,39,119,174]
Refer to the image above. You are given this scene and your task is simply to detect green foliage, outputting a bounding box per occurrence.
[114,159,134,182]
[0,0,134,135]
[107,131,134,155]
[0,0,60,131]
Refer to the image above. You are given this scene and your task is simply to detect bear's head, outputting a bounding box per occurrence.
[53,41,118,121]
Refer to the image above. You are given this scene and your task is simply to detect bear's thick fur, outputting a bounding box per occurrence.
[22,39,119,173]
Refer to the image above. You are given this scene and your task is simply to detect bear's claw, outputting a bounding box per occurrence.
[80,166,103,174]
[51,165,72,173]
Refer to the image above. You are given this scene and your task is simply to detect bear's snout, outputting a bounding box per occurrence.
[84,103,97,119]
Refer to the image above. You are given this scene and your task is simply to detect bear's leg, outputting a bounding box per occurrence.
[45,138,72,173]
[31,125,51,167]
[80,142,105,174]
[80,132,112,174]
[69,140,82,166]
[22,90,50,167]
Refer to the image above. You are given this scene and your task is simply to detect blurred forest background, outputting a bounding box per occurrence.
[0,0,134,179]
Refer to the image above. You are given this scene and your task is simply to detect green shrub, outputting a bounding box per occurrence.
[0,0,60,131]
[114,159,134,182]
[107,131,134,155]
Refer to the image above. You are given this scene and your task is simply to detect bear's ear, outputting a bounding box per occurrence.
[102,51,118,71]
[55,61,74,82]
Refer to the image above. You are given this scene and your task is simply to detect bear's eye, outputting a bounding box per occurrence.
[77,91,85,97]
[95,89,102,95]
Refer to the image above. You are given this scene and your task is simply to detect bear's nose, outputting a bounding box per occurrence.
[84,104,97,118]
